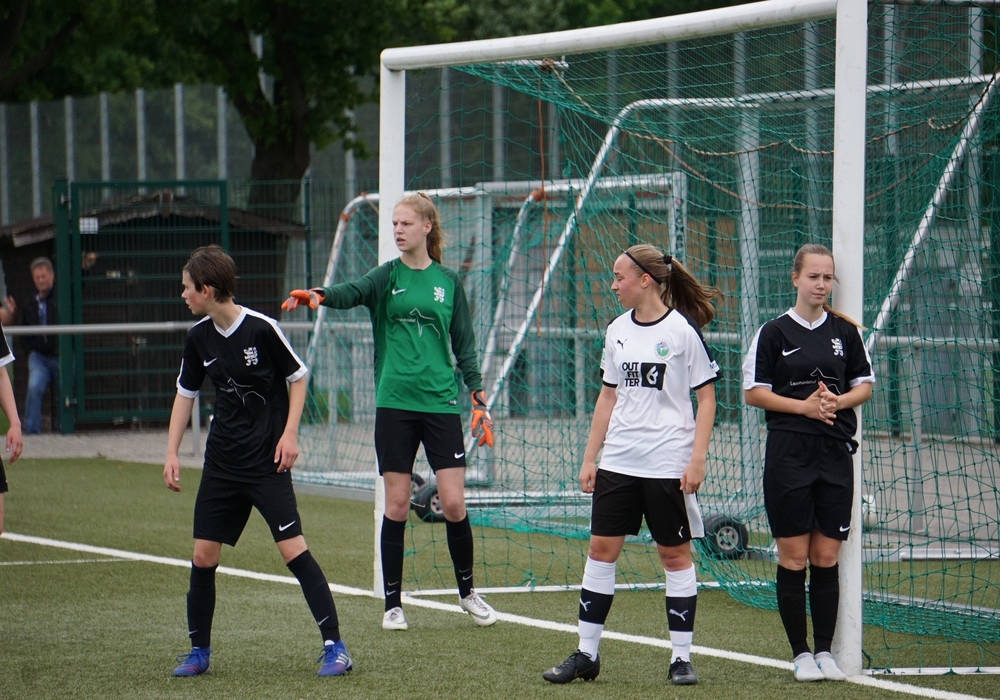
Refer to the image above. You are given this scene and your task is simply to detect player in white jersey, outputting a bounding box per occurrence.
[742,244,874,682]
[543,244,720,687]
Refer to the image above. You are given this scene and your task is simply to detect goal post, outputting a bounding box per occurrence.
[300,0,1000,675]
[829,0,868,676]
[377,0,868,672]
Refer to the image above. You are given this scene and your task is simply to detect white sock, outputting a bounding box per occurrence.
[665,564,697,660]
[582,557,616,595]
[578,557,616,659]
[670,631,693,661]
[665,564,698,598]
[578,621,602,660]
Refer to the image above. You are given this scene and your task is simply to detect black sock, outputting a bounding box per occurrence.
[446,514,475,599]
[287,550,340,643]
[186,563,217,649]
[665,594,697,634]
[381,516,406,611]
[809,563,839,654]
[776,565,809,657]
[578,588,614,625]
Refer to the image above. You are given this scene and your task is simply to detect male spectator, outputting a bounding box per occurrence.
[0,257,58,434]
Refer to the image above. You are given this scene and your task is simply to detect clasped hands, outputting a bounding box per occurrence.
[807,381,840,426]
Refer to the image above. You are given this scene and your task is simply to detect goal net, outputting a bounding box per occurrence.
[296,0,1000,673]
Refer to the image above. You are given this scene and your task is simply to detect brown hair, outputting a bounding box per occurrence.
[395,192,444,264]
[623,244,721,328]
[184,244,236,302]
[792,243,863,328]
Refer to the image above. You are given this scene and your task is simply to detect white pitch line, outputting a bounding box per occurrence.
[2,532,366,597]
[0,557,125,566]
[2,531,991,700]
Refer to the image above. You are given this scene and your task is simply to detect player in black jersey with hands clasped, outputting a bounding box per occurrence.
[742,244,874,682]
[164,245,352,678]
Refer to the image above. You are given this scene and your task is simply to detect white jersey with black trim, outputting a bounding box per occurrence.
[599,308,719,479]
[176,307,308,479]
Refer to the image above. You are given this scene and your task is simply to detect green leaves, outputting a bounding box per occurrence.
[1,0,740,188]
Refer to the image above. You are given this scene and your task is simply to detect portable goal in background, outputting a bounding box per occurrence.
[294,0,1000,675]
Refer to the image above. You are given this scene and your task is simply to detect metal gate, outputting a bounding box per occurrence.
[53,179,304,431]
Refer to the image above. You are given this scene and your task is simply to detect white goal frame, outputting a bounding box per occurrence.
[378,0,868,675]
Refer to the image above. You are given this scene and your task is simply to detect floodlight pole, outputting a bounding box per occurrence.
[830,0,869,677]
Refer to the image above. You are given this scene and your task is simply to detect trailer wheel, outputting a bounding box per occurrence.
[410,473,426,499]
[702,514,748,560]
[411,484,445,522]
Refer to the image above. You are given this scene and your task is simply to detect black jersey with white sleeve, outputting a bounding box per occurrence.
[0,324,13,368]
[176,307,308,479]
[742,309,875,443]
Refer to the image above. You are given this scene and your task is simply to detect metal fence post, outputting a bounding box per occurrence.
[53,179,75,434]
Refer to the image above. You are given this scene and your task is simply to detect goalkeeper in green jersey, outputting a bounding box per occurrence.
[284,192,497,631]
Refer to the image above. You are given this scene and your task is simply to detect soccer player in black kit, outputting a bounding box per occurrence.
[0,320,23,534]
[163,245,352,678]
[742,244,874,682]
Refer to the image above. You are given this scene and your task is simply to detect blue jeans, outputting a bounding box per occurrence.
[25,351,59,435]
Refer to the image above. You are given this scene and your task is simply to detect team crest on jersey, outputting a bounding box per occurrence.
[831,338,844,357]
[244,346,259,366]
[434,286,445,303]
[655,339,670,357]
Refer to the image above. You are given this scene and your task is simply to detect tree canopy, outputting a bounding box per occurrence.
[0,0,180,101]
[2,0,741,199]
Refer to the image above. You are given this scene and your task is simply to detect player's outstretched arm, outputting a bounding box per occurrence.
[281,288,325,311]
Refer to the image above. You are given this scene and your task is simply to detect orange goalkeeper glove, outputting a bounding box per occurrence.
[470,390,493,448]
[282,288,325,311]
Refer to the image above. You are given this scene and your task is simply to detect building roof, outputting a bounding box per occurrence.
[0,189,305,249]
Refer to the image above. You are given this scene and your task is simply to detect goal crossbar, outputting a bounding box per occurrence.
[381,0,837,71]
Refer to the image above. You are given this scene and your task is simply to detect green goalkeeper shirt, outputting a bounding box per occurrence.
[317,258,484,414]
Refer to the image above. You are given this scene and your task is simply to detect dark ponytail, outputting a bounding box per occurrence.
[623,244,721,328]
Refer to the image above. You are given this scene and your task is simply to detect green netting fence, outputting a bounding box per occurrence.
[295,1,1000,672]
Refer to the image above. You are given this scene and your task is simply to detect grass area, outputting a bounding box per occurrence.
[2,458,998,699]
